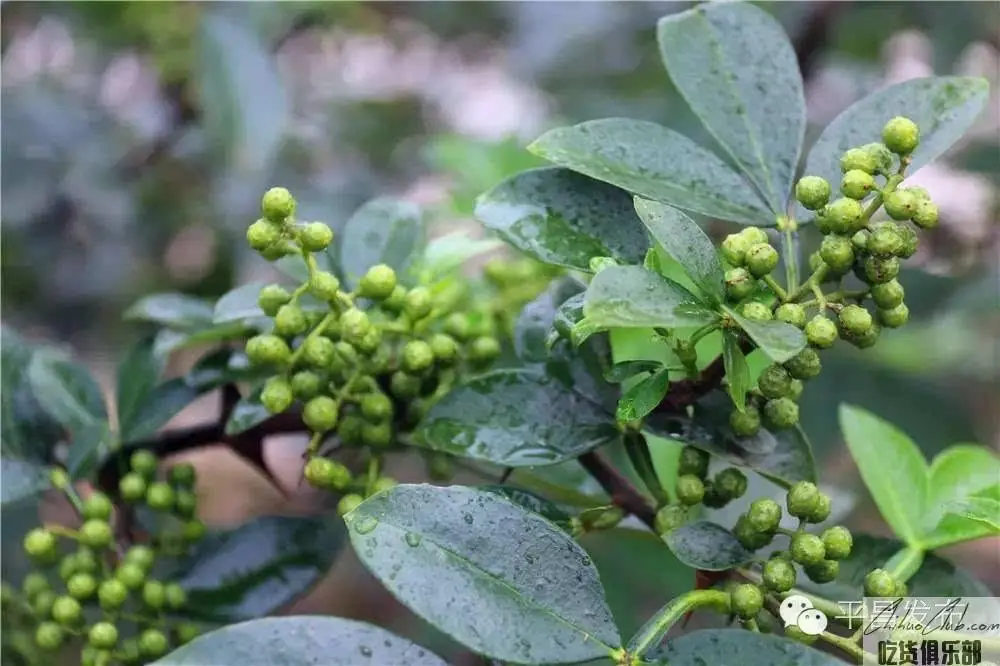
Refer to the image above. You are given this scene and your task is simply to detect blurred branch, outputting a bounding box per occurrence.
[792,1,845,82]
[579,451,657,529]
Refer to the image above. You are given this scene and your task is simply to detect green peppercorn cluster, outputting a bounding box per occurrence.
[244,188,505,510]
[720,117,934,438]
[654,446,751,533]
[9,460,205,665]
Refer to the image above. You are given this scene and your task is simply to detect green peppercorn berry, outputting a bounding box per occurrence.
[305,336,339,369]
[169,490,195,520]
[878,303,909,328]
[257,284,291,316]
[720,233,752,266]
[124,545,155,571]
[894,224,919,259]
[88,622,119,650]
[841,169,875,200]
[260,241,297,261]
[731,583,764,620]
[67,573,97,600]
[774,303,807,329]
[740,227,769,246]
[851,229,870,253]
[724,267,756,301]
[361,421,393,448]
[868,226,903,258]
[164,582,186,610]
[824,197,864,234]
[355,327,382,355]
[35,622,65,650]
[654,505,688,535]
[182,519,207,543]
[469,336,501,367]
[806,493,832,523]
[96,579,127,611]
[274,304,308,338]
[817,526,852,561]
[389,371,421,399]
[341,309,372,345]
[52,595,82,625]
[729,404,761,438]
[112,561,144,589]
[175,624,201,646]
[260,377,294,415]
[748,498,783,533]
[805,559,840,584]
[299,395,336,432]
[882,116,919,155]
[783,349,821,382]
[22,572,49,599]
[441,313,470,342]
[360,392,393,423]
[309,271,341,302]
[78,519,113,549]
[805,315,838,349]
[144,482,174,512]
[33,590,56,616]
[714,468,747,501]
[119,473,147,502]
[299,222,333,252]
[819,234,855,273]
[911,200,939,229]
[862,142,894,174]
[75,547,100,574]
[701,481,729,509]
[787,481,821,518]
[864,568,897,597]
[371,476,398,495]
[795,176,832,210]
[359,264,397,300]
[398,340,432,375]
[745,243,779,278]
[864,256,900,285]
[427,333,459,367]
[758,364,793,399]
[140,581,165,609]
[839,147,878,175]
[675,340,698,366]
[79,492,112,521]
[245,334,292,367]
[164,464,195,489]
[733,514,774,550]
[404,287,433,321]
[137,629,169,659]
[305,457,336,490]
[838,304,874,338]
[740,301,772,322]
[785,379,803,402]
[884,190,918,221]
[261,186,295,221]
[128,450,157,477]
[790,533,826,566]
[676,474,705,506]
[246,219,282,252]
[337,414,364,446]
[676,446,710,479]
[283,372,319,402]
[338,494,364,517]
[762,557,797,593]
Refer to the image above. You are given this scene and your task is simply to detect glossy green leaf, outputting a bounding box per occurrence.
[66,421,112,480]
[165,515,345,622]
[415,369,617,467]
[1,458,49,506]
[657,1,805,214]
[338,198,425,289]
[124,293,215,329]
[583,266,717,331]
[604,360,665,384]
[124,378,202,442]
[661,521,753,572]
[185,348,268,392]
[616,370,669,424]
[225,387,270,436]
[529,119,771,226]
[475,166,650,271]
[941,495,1000,533]
[1,328,65,463]
[27,351,106,432]
[116,337,164,440]
[839,405,927,547]
[514,277,588,363]
[922,445,1000,549]
[646,629,843,666]
[634,198,725,304]
[149,616,447,666]
[214,282,268,324]
[345,484,621,663]
[796,77,991,221]
[415,231,504,282]
[552,293,586,344]
[727,310,806,364]
[722,330,751,410]
[150,323,254,360]
[478,485,578,533]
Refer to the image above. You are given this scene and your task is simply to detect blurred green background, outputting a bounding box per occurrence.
[2,1,998,663]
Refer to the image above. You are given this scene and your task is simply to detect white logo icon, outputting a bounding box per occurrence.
[779,594,828,636]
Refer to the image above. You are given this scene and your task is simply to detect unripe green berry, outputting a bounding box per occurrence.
[863,256,900,284]
[895,224,919,258]
[302,336,336,369]
[361,421,393,448]
[733,514,774,550]
[22,572,49,599]
[310,271,341,302]
[88,622,118,650]
[731,583,764,620]
[840,147,878,175]
[444,312,472,340]
[469,336,501,367]
[401,340,434,374]
[404,287,433,321]
[882,116,919,155]
[724,267,756,301]
[656,504,690,535]
[740,301,772,322]
[299,222,333,252]
[870,282,904,311]
[805,492,832,523]
[428,333,459,367]
[390,371,422,399]
[261,187,295,222]
[167,463,196,488]
[174,624,201,646]
[748,498,782,533]
[795,176,831,210]
[338,493,364,516]
[821,526,853,560]
[165,583,186,610]
[183,519,207,543]
[878,303,909,328]
[246,219,282,251]
[861,142,894,174]
[774,303,806,329]
[787,481,820,518]
[260,377,294,415]
[146,482,175,512]
[824,197,864,234]
[787,378,804,401]
[337,414,364,446]
[762,557,797,593]
[841,169,875,200]
[721,233,751,266]
[868,226,903,257]
[79,520,113,549]
[805,315,838,349]
[805,559,840,584]
[260,242,296,261]
[360,392,393,423]
[677,446,710,479]
[130,450,158,477]
[864,569,897,597]
[52,595,82,625]
[790,532,826,566]
[97,579,128,610]
[819,234,855,272]
[245,334,292,367]
[884,191,918,220]
[142,580,166,609]
[371,476,398,494]
[305,457,339,490]
[355,327,382,355]
[82,492,113,521]
[257,284,291,317]
[67,573,97,600]
[359,264,397,300]
[32,590,56,616]
[35,622,65,650]
[714,468,747,501]
[115,563,146,590]
[274,304,308,338]
[302,396,338,432]
[124,545,155,570]
[911,200,939,229]
[59,557,78,582]
[339,308,371,345]
[676,474,705,506]
[838,304,873,337]
[851,229,870,253]
[745,243,779,278]
[140,629,170,658]
[757,364,792,399]
[119,473,147,502]
[764,397,798,429]
[730,405,761,438]
[701,481,729,509]
[288,371,321,401]
[740,227,769,246]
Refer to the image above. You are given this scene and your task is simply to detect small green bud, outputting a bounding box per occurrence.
[884,190,918,220]
[274,304,308,338]
[35,622,65,651]
[359,264,397,300]
[168,463,196,487]
[763,397,798,430]
[246,219,282,252]
[361,421,393,448]
[82,492,113,521]
[774,303,806,329]
[289,371,322,400]
[721,233,752,266]
[864,569,897,597]
[784,348,821,380]
[140,629,170,659]
[740,227,769,246]
[838,304,874,337]
[731,583,764,620]
[119,473,147,502]
[729,405,761,438]
[839,147,878,175]
[863,256,900,284]
[130,450,159,477]
[868,226,903,257]
[146,482,175,512]
[97,579,128,610]
[88,622,119,650]
[469,336,501,367]
[245,334,292,367]
[67,573,97,600]
[745,243,779,278]
[821,526,853,560]
[824,197,864,234]
[390,371,422,399]
[310,271,341,302]
[444,312,472,340]
[819,234,855,273]
[115,563,146,590]
[851,229,870,253]
[401,340,435,374]
[677,446,710,479]
[762,557,797,593]
[725,267,756,301]
[748,498,782,533]
[337,493,364,517]
[870,279,905,310]
[654,505,688,535]
[878,303,909,328]
[429,333,460,367]
[758,364,793,399]
[676,474,705,506]
[299,222,333,252]
[261,187,295,222]
[303,396,338,433]
[52,594,83,625]
[360,392,393,423]
[882,116,919,155]
[261,377,294,414]
[795,176,831,210]
[740,301,773,322]
[787,481,820,518]
[911,200,939,229]
[302,335,336,369]
[895,224,919,258]
[733,514,774,550]
[79,520,113,549]
[841,169,875,200]
[675,339,698,366]
[371,476,398,494]
[790,533,826,566]
[805,559,840,584]
[714,468,747,500]
[805,315,838,349]
[404,287,433,321]
[861,142,894,174]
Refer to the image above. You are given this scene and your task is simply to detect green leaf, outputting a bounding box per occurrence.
[479,485,578,534]
[27,351,106,431]
[124,379,202,442]
[604,360,665,384]
[345,484,621,663]
[796,77,991,221]
[838,405,927,547]
[415,369,618,467]
[150,323,253,360]
[922,445,1000,548]
[727,309,807,364]
[148,616,448,666]
[338,198,425,289]
[414,230,505,282]
[116,337,164,440]
[941,496,1000,533]
[633,198,725,304]
[646,629,843,666]
[616,370,670,424]
[124,293,215,330]
[661,521,753,572]
[528,119,771,226]
[722,330,751,410]
[657,1,806,214]
[583,266,718,331]
[514,277,588,364]
[225,388,270,436]
[164,515,346,622]
[66,422,112,480]
[475,166,651,272]
[185,348,269,392]
[1,458,49,506]
[213,282,267,324]
[1,328,66,462]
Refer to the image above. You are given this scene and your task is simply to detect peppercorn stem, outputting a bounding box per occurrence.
[885,545,924,583]
[810,281,827,310]
[788,264,828,302]
[762,275,788,302]
[863,174,905,223]
[288,312,337,367]
[780,222,800,295]
[627,589,731,657]
[622,430,671,508]
[819,630,871,662]
[42,524,80,540]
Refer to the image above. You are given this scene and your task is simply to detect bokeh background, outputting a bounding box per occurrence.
[2,2,998,664]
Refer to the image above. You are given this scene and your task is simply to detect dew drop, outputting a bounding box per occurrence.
[404,532,422,547]
[359,645,373,657]
[354,516,379,534]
